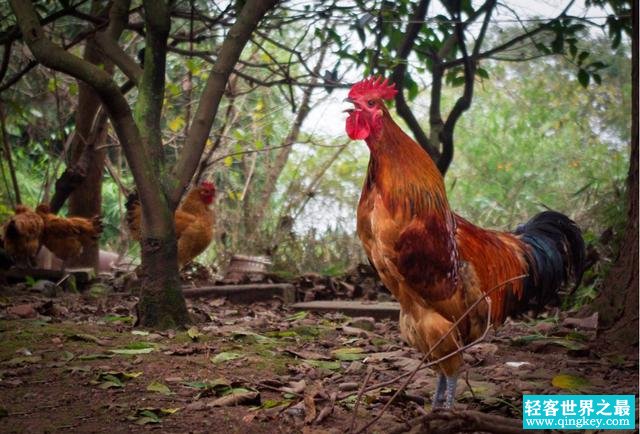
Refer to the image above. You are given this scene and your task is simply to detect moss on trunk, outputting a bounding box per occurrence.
[136,235,190,329]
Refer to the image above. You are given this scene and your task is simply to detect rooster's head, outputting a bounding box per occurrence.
[199,181,216,204]
[345,76,397,141]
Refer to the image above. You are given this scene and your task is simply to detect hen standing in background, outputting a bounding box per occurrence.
[345,77,584,408]
[2,205,44,267]
[125,180,216,269]
[35,204,103,268]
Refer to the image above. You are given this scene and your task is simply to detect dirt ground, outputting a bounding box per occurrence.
[0,281,637,434]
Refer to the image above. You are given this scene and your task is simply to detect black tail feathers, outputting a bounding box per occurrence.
[514,210,585,312]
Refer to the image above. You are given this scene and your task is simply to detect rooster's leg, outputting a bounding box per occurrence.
[443,375,458,408]
[432,373,447,408]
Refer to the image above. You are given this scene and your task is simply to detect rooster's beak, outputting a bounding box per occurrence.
[343,97,355,113]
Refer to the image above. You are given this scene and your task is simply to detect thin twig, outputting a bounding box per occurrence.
[349,366,374,432]
[352,274,526,434]
[464,370,476,401]
[255,382,303,398]
[388,409,526,434]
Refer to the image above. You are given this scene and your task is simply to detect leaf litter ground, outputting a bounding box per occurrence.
[0,283,637,433]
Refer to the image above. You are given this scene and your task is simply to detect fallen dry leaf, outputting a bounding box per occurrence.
[209,391,260,407]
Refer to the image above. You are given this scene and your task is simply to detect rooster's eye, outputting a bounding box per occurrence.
[367,100,375,107]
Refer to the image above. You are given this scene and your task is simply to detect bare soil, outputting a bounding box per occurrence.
[0,282,637,433]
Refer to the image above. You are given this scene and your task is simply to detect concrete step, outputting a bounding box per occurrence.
[292,300,400,321]
[182,283,295,304]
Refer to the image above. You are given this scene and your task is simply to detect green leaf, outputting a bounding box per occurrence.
[303,359,342,370]
[451,76,466,87]
[476,68,489,79]
[231,331,273,344]
[98,374,124,389]
[59,351,75,362]
[535,42,551,55]
[588,61,607,70]
[103,315,134,324]
[331,347,366,361]
[110,347,154,355]
[78,353,113,360]
[94,370,141,389]
[592,73,602,85]
[187,327,202,341]
[258,399,292,410]
[577,51,589,65]
[147,381,172,395]
[210,352,243,364]
[577,69,589,88]
[129,407,180,425]
[551,34,564,53]
[285,311,308,321]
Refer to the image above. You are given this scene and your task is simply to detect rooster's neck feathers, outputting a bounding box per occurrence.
[364,112,450,219]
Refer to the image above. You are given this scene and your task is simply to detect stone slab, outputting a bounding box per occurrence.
[291,300,400,321]
[182,283,295,304]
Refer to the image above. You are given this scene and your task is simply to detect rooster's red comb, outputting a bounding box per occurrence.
[200,180,216,191]
[348,76,397,101]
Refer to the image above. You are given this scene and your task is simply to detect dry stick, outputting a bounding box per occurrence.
[389,409,526,434]
[464,370,476,400]
[350,305,494,434]
[349,366,375,433]
[255,382,303,398]
[351,274,526,434]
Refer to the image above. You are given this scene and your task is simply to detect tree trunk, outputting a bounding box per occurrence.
[67,34,111,269]
[595,1,638,349]
[136,236,189,328]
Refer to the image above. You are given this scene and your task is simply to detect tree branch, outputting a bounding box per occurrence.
[170,0,279,207]
[95,0,142,85]
[8,0,157,225]
[438,0,495,174]
[391,0,440,159]
[0,0,92,45]
[0,41,12,84]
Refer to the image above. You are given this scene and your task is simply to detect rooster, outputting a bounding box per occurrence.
[2,205,44,267]
[345,77,584,408]
[35,204,103,267]
[125,180,216,269]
